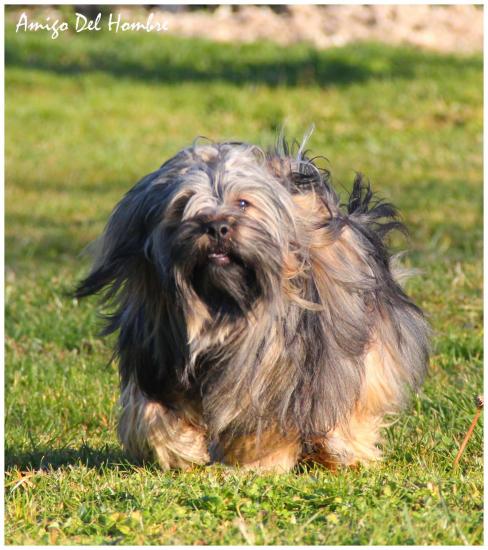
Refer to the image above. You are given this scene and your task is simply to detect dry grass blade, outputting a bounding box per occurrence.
[453,395,483,467]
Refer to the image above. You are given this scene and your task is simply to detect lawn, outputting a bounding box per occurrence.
[5,12,483,545]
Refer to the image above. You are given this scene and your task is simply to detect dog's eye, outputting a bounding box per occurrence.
[238,199,249,210]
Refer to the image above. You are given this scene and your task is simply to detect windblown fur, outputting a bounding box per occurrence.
[75,135,430,472]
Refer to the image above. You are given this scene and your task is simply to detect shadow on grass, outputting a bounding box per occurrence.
[5,210,100,267]
[6,30,482,88]
[5,443,135,472]
[5,48,362,87]
[5,234,91,268]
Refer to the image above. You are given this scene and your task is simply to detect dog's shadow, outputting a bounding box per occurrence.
[5,443,136,473]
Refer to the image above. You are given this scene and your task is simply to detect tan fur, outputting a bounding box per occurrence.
[220,429,300,473]
[360,339,408,416]
[118,382,301,472]
[184,291,212,346]
[118,379,209,469]
[304,334,413,468]
[306,413,383,468]
[267,155,293,182]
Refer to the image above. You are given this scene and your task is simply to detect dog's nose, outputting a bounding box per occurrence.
[206,220,231,240]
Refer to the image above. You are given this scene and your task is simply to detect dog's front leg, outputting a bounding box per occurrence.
[219,430,301,473]
[118,379,210,470]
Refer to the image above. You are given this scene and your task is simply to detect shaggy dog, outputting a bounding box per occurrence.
[75,136,429,472]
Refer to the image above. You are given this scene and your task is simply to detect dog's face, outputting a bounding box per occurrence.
[147,143,299,316]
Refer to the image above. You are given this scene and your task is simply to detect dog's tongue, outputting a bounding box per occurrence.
[208,252,231,266]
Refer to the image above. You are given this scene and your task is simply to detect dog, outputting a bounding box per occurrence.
[75,135,429,472]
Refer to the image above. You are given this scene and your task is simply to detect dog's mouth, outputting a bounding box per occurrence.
[208,247,231,267]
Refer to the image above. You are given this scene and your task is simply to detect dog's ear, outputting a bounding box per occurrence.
[74,172,159,299]
[74,169,189,399]
[265,150,340,224]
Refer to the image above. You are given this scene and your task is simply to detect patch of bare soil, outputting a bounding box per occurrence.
[128,5,482,54]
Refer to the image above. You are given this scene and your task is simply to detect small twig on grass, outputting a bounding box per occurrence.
[453,395,483,467]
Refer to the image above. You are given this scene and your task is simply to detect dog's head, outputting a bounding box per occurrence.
[158,143,304,315]
[77,141,334,320]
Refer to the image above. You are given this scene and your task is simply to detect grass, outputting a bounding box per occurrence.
[5,11,483,545]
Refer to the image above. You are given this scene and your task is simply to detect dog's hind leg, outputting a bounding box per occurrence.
[303,342,407,468]
[118,379,210,470]
[307,413,383,468]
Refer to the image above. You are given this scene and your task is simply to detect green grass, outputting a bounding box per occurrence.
[5,14,483,545]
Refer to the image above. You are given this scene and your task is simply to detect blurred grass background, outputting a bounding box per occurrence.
[5,7,483,545]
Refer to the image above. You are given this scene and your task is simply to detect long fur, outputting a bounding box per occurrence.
[75,135,430,471]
